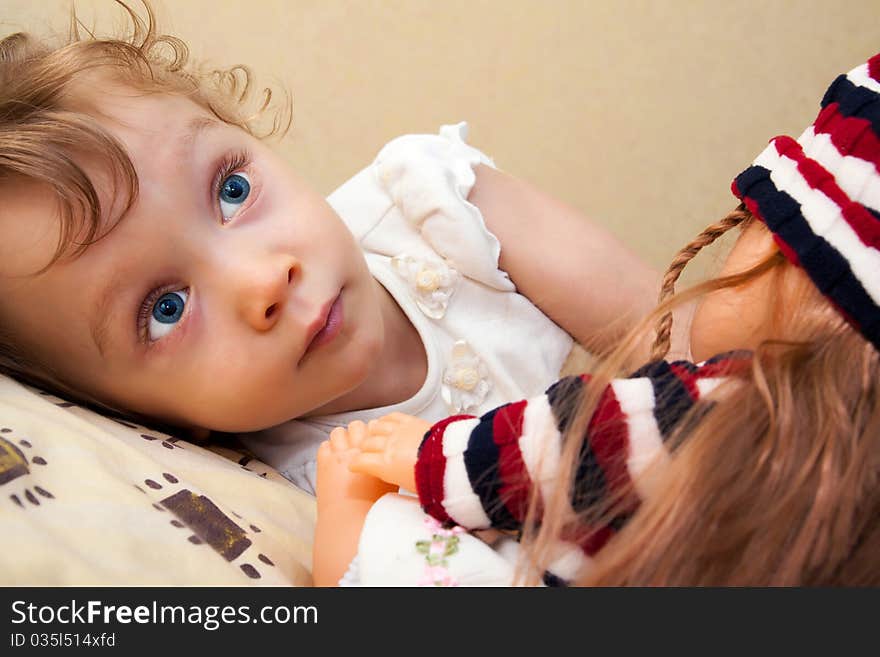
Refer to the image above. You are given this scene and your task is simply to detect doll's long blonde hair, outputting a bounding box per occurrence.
[522,208,879,585]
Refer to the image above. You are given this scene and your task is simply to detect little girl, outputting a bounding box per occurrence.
[313,53,880,586]
[0,2,659,494]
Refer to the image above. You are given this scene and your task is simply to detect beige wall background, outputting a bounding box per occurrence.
[3,0,878,282]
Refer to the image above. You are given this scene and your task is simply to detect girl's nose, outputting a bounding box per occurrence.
[236,256,298,332]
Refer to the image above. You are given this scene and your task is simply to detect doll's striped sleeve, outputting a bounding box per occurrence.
[414,352,750,553]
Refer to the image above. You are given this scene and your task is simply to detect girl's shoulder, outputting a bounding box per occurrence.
[373,121,496,181]
[330,122,514,291]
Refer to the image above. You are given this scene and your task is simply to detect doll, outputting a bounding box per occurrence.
[313,52,880,587]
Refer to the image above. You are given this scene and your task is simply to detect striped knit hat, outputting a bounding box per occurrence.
[732,52,880,350]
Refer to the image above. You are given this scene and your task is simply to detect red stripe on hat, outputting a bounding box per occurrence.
[774,135,880,249]
[868,53,880,82]
[416,415,472,524]
[491,400,532,522]
[813,103,880,172]
[773,233,803,267]
[586,384,633,498]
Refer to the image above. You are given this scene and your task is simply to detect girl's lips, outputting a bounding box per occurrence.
[303,292,343,358]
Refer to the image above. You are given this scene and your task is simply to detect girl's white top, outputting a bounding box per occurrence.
[237,123,573,494]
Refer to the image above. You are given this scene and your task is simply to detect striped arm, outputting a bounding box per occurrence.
[415,352,750,552]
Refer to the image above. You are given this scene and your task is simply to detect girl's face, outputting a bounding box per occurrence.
[689,219,783,362]
[0,91,385,432]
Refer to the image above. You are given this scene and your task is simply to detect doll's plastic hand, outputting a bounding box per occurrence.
[348,412,431,492]
[316,421,397,510]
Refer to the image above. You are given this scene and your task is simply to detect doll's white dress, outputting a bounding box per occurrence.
[237,123,573,495]
[339,492,523,587]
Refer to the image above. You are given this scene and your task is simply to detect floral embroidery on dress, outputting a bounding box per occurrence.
[441,340,491,413]
[416,516,465,587]
[391,254,459,319]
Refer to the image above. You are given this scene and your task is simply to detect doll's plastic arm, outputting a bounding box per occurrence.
[312,426,396,586]
[348,412,430,492]
[312,495,376,587]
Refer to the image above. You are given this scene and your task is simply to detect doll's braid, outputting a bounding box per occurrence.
[649,207,751,361]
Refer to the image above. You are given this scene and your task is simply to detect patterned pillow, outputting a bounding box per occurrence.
[0,374,315,585]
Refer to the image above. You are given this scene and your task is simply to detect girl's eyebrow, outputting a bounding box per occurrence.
[178,116,221,161]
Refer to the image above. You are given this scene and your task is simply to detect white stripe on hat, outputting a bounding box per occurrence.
[754,142,880,305]
[847,62,880,94]
[798,127,880,214]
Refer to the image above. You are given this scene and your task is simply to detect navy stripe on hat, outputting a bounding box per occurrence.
[821,75,880,139]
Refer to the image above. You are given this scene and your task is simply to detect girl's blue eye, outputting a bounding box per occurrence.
[218,172,251,221]
[148,290,188,340]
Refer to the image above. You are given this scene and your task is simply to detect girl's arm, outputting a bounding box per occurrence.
[468,164,691,361]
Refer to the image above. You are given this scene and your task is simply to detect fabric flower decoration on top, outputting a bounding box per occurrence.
[441,340,491,413]
[391,254,459,319]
